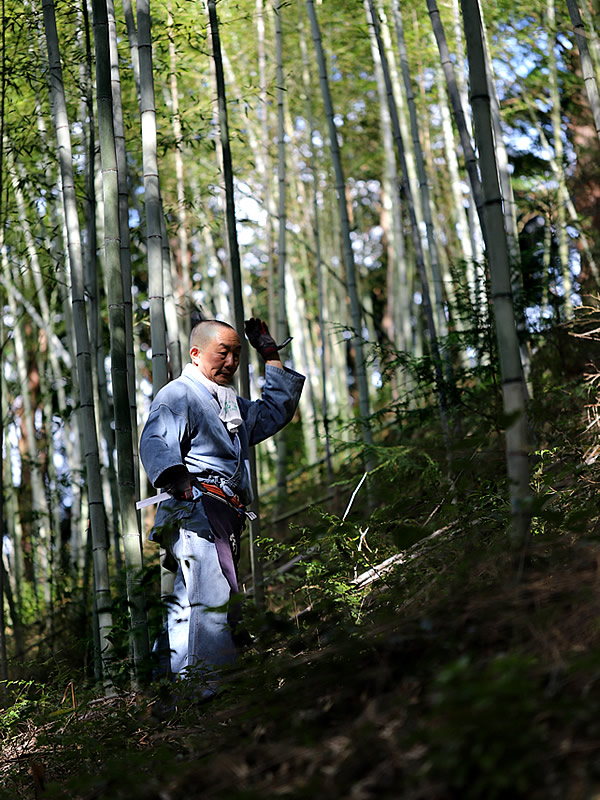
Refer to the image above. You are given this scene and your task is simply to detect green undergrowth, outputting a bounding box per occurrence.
[3,523,600,799]
[3,322,600,798]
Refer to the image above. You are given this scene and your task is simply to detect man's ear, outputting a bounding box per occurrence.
[190,346,200,364]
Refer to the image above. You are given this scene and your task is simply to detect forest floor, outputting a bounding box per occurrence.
[3,521,600,800]
[4,326,600,798]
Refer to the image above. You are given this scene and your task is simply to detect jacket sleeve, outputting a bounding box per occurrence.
[238,365,305,446]
[139,395,190,488]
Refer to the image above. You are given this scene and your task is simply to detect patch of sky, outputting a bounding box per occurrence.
[414,291,422,305]
[334,113,344,127]
[8,422,21,486]
[423,68,436,93]
[242,252,261,271]
[129,208,140,227]
[571,250,581,277]
[244,284,253,297]
[557,32,572,50]
[140,376,153,398]
[371,370,382,389]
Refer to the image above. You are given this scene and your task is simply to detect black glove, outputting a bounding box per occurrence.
[159,465,194,502]
[244,317,291,362]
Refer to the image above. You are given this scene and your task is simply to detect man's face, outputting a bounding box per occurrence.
[191,328,242,385]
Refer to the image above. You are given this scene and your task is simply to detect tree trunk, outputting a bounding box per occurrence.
[461,0,531,547]
[426,0,486,245]
[92,0,150,682]
[136,0,168,392]
[389,0,448,340]
[365,0,449,440]
[256,0,277,328]
[167,0,193,343]
[41,0,115,689]
[565,0,600,142]
[274,2,290,508]
[305,0,374,462]
[297,4,334,481]
[207,0,264,606]
[107,0,140,487]
[547,0,573,317]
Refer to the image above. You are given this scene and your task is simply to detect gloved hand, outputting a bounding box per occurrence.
[159,465,194,501]
[244,317,290,362]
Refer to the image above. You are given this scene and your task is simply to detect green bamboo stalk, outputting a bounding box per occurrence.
[548,0,573,317]
[365,0,450,439]
[274,2,289,507]
[565,0,600,141]
[305,0,374,460]
[389,0,447,339]
[461,0,531,547]
[136,0,168,392]
[92,0,150,682]
[41,0,115,689]
[107,0,140,486]
[207,0,264,606]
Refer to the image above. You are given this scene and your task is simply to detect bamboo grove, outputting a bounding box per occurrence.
[0,0,599,686]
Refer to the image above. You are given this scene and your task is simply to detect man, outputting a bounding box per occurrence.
[139,318,304,696]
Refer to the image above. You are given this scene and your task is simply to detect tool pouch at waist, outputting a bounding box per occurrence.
[195,480,245,511]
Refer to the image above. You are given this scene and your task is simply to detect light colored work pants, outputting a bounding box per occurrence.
[166,527,236,686]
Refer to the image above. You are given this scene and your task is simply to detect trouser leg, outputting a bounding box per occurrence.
[167,527,236,684]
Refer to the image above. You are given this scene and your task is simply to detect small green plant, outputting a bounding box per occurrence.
[412,653,546,799]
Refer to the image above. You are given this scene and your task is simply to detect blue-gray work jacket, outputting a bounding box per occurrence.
[139,363,305,542]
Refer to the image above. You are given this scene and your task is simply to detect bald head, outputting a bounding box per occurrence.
[189,320,242,385]
[190,320,237,351]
